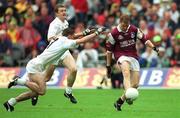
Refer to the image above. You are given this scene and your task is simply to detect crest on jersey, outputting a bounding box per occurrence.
[131,32,135,38]
[118,35,124,40]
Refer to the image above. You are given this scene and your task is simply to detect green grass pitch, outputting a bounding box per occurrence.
[0,88,180,118]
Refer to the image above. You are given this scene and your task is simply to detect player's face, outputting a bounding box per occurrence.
[120,22,129,32]
[57,7,67,21]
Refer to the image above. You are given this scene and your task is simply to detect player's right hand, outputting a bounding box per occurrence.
[106,66,112,78]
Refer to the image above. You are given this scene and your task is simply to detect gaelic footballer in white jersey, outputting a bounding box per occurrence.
[4,27,105,112]
[26,36,76,73]
[47,17,69,41]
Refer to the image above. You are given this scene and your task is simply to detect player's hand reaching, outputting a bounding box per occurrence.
[106,66,112,78]
[82,27,98,36]
[95,27,106,35]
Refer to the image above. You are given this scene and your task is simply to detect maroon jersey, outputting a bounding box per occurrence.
[106,25,147,60]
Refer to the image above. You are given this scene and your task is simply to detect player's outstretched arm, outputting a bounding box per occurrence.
[137,28,159,54]
[73,28,96,39]
[76,27,105,44]
[145,40,159,54]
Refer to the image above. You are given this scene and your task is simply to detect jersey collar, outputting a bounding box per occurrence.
[117,24,130,32]
[56,17,66,23]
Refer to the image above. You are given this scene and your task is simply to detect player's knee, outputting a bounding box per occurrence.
[69,67,77,74]
[122,70,130,77]
[38,87,46,96]
[44,74,53,82]
[45,77,51,82]
[38,90,46,96]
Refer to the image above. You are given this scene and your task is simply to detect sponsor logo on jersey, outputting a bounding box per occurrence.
[118,35,124,40]
[125,33,128,35]
[120,39,135,47]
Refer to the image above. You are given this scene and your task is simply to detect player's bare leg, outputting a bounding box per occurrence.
[8,75,43,93]
[130,71,140,89]
[16,91,38,102]
[29,73,46,106]
[114,61,131,111]
[7,74,46,96]
[44,65,56,82]
[4,74,46,112]
[7,75,42,106]
[62,54,78,104]
[116,70,140,105]
[31,65,56,106]
[27,74,46,95]
[125,71,140,104]
[121,61,131,90]
[3,91,38,112]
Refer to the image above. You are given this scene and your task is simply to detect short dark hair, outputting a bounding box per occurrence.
[54,4,65,13]
[62,27,74,37]
[120,14,130,24]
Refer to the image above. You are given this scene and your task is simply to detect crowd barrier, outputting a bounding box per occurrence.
[0,67,179,88]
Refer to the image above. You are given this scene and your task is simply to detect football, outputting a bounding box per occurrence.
[125,88,139,100]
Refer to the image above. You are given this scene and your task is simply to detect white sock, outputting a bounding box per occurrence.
[65,87,72,94]
[17,78,26,85]
[8,98,17,106]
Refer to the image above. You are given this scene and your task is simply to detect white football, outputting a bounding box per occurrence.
[125,88,139,100]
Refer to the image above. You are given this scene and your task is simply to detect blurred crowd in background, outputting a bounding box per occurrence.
[0,0,179,69]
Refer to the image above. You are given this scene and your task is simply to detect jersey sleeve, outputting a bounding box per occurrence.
[106,33,115,52]
[137,28,148,44]
[63,39,77,49]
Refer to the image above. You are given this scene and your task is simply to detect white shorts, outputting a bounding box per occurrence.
[52,50,71,65]
[26,59,45,73]
[117,56,140,71]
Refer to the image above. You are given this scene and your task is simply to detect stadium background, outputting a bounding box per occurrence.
[0,0,180,118]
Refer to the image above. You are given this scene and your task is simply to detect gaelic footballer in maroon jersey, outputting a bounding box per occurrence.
[106,14,159,111]
[106,24,147,60]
